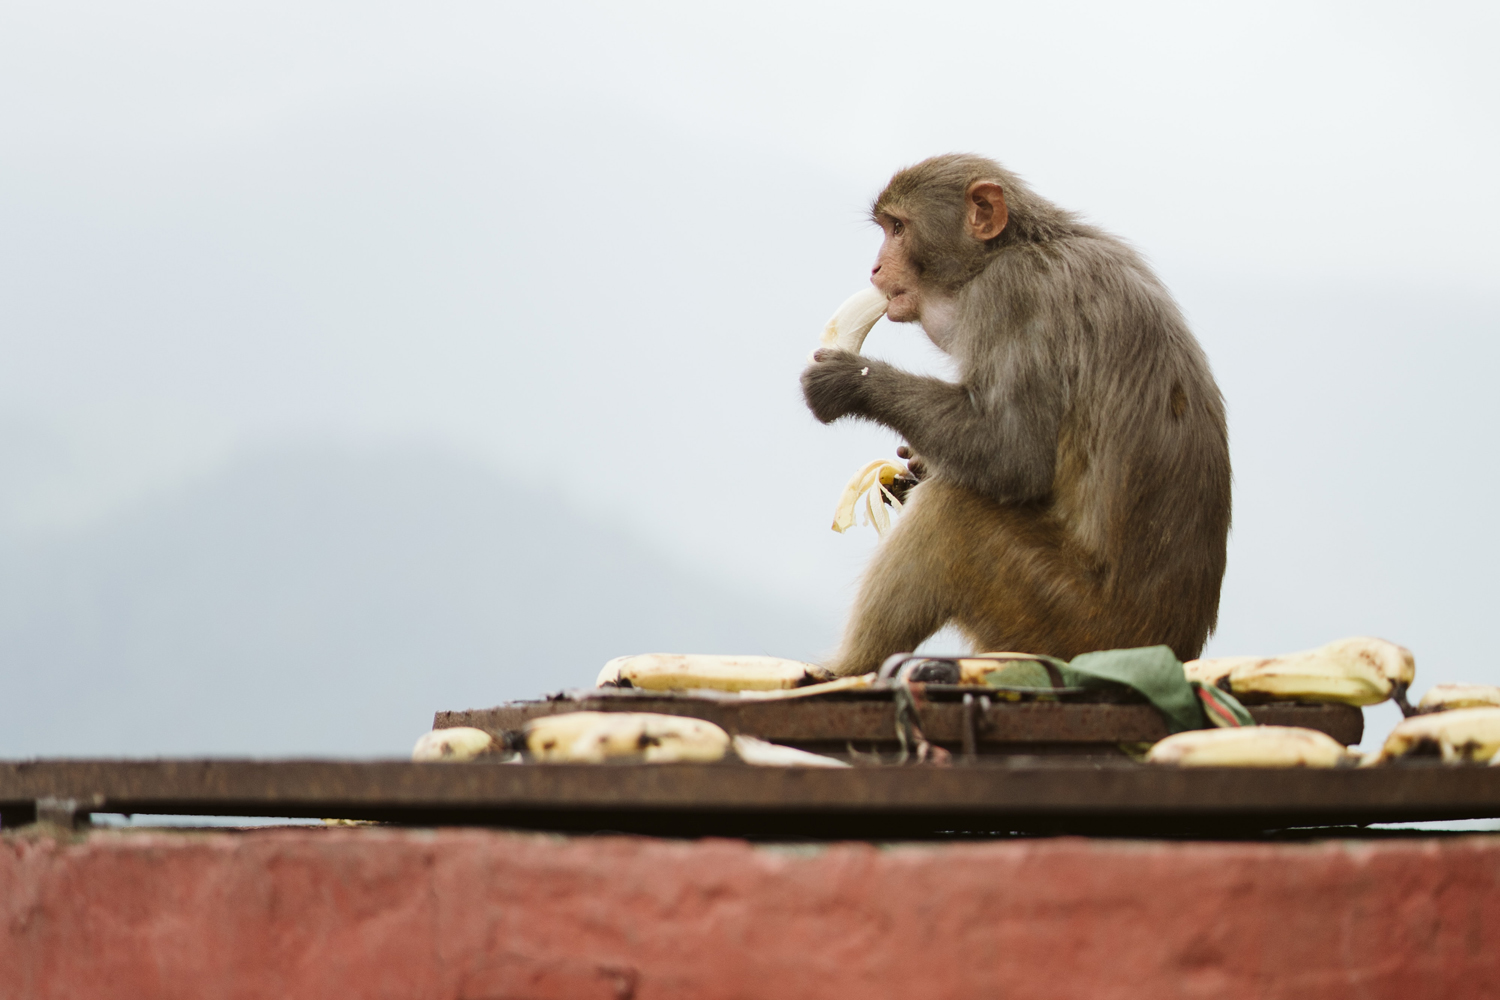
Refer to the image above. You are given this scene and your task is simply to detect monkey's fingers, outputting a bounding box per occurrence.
[884,475,918,506]
[816,287,888,359]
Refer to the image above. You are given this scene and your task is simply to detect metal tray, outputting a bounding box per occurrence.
[437,694,1364,757]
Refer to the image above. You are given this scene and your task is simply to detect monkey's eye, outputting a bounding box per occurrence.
[891,220,905,236]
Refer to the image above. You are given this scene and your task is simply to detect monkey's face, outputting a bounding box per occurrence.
[871,215,926,324]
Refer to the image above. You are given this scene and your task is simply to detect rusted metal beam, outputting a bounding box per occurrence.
[0,757,1491,837]
[436,699,1363,749]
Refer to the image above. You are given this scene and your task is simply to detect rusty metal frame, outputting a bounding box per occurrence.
[2,757,1494,837]
[436,699,1363,751]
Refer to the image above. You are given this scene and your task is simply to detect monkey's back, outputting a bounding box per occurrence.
[979,228,1231,649]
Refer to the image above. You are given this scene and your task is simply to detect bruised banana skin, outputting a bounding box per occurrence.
[1373,707,1500,764]
[411,726,499,762]
[525,711,731,764]
[1146,726,1351,767]
[1418,683,1500,713]
[598,654,824,692]
[1184,637,1415,707]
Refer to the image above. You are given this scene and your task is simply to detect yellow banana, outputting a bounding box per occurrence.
[525,711,730,763]
[1372,707,1500,764]
[1146,726,1351,767]
[1185,636,1414,707]
[596,655,631,686]
[1182,656,1264,688]
[601,653,824,692]
[1417,683,1500,713]
[735,673,875,700]
[411,726,499,762]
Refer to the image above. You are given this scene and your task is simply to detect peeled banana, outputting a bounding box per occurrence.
[1183,636,1415,707]
[525,711,730,763]
[411,726,499,762]
[832,458,909,534]
[1146,725,1351,767]
[1418,683,1500,713]
[819,287,889,355]
[598,654,825,692]
[1370,707,1500,764]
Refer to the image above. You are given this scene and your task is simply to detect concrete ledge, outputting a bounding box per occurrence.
[3,828,1498,999]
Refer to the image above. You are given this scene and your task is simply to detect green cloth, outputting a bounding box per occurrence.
[981,644,1255,734]
[1066,646,1206,733]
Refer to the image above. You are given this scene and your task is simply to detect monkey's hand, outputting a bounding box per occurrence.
[895,444,928,481]
[801,348,874,424]
[884,445,925,505]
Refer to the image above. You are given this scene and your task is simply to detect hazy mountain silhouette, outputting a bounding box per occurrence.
[0,446,833,757]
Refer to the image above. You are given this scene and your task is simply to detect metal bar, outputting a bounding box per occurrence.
[437,701,1363,747]
[0,758,1492,836]
[961,694,978,759]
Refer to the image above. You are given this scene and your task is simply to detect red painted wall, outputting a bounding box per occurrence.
[2,828,1497,999]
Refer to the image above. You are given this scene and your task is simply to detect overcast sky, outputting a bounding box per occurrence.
[0,0,1496,754]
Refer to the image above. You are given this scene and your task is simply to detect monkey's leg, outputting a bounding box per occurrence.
[903,480,1117,661]
[824,490,964,677]
[949,502,1125,659]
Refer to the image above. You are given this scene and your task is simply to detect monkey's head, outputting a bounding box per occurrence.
[871,154,1056,320]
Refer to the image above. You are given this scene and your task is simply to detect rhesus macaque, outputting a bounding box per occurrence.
[802,154,1230,675]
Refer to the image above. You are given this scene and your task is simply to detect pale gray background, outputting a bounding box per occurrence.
[1,0,1495,756]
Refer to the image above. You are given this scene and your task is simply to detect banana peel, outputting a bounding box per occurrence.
[832,458,909,535]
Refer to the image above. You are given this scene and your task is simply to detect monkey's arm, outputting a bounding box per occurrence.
[801,349,1058,504]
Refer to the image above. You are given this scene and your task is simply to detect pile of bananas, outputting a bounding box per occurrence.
[1156,636,1500,767]
[411,714,846,767]
[409,639,1500,769]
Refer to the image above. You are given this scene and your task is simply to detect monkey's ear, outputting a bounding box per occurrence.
[966,181,1008,240]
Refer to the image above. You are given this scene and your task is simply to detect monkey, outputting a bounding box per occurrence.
[801,154,1231,675]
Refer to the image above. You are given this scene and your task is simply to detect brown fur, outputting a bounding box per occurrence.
[802,154,1231,674]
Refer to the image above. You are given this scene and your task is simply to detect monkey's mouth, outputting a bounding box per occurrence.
[883,289,917,316]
